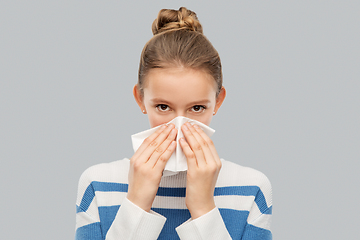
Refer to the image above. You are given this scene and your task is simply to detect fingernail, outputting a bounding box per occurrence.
[182,124,188,131]
[171,129,177,134]
[193,124,200,129]
[160,125,167,130]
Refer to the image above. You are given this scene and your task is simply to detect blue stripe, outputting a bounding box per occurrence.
[77,184,96,213]
[156,187,186,197]
[219,209,249,240]
[92,181,128,192]
[241,224,272,240]
[78,182,271,214]
[75,222,103,240]
[98,205,120,237]
[215,186,271,214]
[264,206,272,215]
[152,208,191,239]
[214,186,259,196]
[253,188,271,214]
[77,182,128,212]
[76,205,82,213]
[95,206,252,240]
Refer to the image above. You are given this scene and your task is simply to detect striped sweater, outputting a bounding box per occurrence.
[75,158,272,239]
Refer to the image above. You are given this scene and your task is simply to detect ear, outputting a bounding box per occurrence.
[133,84,146,113]
[213,86,226,115]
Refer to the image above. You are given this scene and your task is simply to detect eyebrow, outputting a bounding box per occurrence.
[150,98,211,106]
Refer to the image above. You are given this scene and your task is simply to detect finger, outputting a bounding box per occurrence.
[179,137,198,169]
[147,127,177,167]
[139,124,175,163]
[185,123,216,164]
[193,124,221,166]
[132,124,168,161]
[153,140,177,172]
[181,123,206,167]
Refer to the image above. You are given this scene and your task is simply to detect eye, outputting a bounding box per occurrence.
[156,104,170,112]
[190,105,206,113]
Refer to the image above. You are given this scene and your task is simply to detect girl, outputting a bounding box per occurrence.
[75,7,272,240]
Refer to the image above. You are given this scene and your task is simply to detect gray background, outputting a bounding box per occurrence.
[1,0,359,239]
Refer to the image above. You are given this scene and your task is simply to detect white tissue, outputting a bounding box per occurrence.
[131,116,215,176]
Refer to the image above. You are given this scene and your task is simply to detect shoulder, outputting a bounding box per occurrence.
[76,159,130,205]
[78,158,130,185]
[219,159,271,184]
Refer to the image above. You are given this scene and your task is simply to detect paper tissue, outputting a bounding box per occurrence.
[131,116,215,176]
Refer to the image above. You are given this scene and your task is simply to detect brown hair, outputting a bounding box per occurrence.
[138,7,222,97]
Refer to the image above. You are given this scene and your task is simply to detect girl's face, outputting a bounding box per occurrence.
[134,67,226,128]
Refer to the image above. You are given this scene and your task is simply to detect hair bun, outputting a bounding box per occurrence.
[152,7,203,35]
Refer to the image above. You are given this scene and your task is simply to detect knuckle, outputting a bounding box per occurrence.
[159,156,167,162]
[194,144,202,151]
[167,133,175,140]
[207,139,214,146]
[155,147,163,153]
[206,163,217,173]
[150,140,159,147]
[133,161,142,170]
[160,128,170,136]
[187,153,196,159]
[200,140,208,147]
[143,137,152,145]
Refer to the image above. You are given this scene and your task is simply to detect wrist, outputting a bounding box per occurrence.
[126,193,152,212]
[189,202,216,219]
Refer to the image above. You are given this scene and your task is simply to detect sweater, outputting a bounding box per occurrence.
[75,158,272,240]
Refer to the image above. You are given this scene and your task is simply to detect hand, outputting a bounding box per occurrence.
[127,124,177,212]
[179,122,222,219]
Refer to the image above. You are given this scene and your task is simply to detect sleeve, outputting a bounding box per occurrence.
[241,175,273,240]
[75,167,167,240]
[175,207,232,240]
[105,197,166,239]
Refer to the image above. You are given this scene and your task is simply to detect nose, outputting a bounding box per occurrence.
[175,111,187,118]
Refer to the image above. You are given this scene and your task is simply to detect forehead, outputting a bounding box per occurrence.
[143,67,217,103]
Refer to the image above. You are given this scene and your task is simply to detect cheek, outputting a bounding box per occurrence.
[189,112,213,126]
[143,103,171,128]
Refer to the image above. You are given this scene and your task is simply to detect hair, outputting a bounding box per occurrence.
[138,7,222,97]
